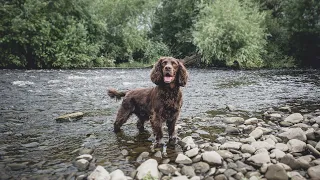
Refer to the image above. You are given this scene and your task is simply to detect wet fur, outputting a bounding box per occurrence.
[108,57,188,144]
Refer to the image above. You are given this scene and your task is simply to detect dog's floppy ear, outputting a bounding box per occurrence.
[178,60,188,87]
[150,57,164,85]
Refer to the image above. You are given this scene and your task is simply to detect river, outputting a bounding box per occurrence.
[0,68,319,179]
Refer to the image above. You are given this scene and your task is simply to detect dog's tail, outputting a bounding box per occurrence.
[107,88,127,101]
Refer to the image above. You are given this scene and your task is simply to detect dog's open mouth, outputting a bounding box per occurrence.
[164,73,173,83]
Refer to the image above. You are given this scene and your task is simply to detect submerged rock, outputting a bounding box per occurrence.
[55,112,84,122]
[21,142,40,148]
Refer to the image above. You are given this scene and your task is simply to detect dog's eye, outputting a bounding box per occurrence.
[172,62,178,67]
[162,61,167,66]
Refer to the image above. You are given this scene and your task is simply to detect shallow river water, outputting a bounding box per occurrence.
[0,68,320,179]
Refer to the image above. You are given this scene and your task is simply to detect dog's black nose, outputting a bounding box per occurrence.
[165,66,172,70]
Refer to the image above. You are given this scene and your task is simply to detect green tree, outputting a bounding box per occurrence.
[193,0,267,68]
[151,0,202,58]
[255,0,295,68]
[0,0,107,68]
[0,0,165,68]
[283,0,320,68]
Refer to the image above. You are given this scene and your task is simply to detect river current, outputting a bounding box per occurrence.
[0,68,319,179]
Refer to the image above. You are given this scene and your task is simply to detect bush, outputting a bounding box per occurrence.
[193,0,267,68]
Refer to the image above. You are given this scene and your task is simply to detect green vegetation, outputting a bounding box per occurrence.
[0,0,319,69]
[193,0,266,68]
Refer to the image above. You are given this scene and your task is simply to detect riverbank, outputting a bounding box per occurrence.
[64,104,320,180]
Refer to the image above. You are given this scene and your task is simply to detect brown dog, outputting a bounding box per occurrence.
[108,57,188,144]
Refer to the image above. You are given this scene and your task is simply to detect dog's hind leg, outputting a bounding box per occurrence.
[136,114,149,133]
[114,99,134,133]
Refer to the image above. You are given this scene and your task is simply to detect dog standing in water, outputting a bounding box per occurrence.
[108,57,188,146]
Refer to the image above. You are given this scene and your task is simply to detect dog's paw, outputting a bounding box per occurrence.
[150,138,165,152]
[113,127,122,133]
[168,136,180,146]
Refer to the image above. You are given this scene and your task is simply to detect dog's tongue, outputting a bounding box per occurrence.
[164,76,173,83]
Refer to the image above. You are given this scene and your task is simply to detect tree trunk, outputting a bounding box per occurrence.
[181,54,202,67]
[25,46,36,69]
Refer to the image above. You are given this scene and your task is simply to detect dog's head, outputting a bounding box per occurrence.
[151,57,188,87]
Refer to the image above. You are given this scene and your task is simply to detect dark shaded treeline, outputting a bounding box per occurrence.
[0,0,319,69]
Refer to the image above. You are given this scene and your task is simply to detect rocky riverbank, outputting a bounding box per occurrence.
[66,105,320,180]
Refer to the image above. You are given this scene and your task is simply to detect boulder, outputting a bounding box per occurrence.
[158,164,177,175]
[249,128,264,140]
[216,150,234,159]
[316,141,320,151]
[185,148,199,158]
[244,118,260,125]
[192,162,210,174]
[220,141,242,150]
[224,117,245,124]
[247,153,270,166]
[287,139,306,153]
[180,136,197,150]
[307,165,320,180]
[202,151,222,165]
[175,154,192,164]
[241,144,256,154]
[251,141,274,151]
[280,154,300,170]
[270,149,286,160]
[275,143,289,152]
[87,166,110,180]
[181,166,196,177]
[110,169,127,180]
[284,113,303,124]
[278,128,307,142]
[306,144,320,157]
[136,159,159,180]
[265,164,288,180]
[74,159,89,171]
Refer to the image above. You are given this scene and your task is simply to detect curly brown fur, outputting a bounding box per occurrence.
[107,88,127,101]
[108,57,188,145]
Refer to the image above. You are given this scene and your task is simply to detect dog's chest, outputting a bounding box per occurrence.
[159,92,181,110]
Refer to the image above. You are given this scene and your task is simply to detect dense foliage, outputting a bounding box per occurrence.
[193,0,266,68]
[151,0,201,58]
[0,0,319,69]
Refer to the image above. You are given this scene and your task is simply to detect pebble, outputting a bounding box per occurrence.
[60,107,320,180]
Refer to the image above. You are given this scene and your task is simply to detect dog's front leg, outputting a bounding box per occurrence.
[150,114,165,147]
[167,114,180,145]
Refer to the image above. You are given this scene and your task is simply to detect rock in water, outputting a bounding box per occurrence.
[55,112,84,122]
